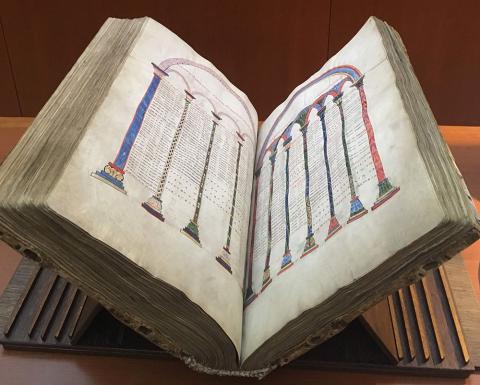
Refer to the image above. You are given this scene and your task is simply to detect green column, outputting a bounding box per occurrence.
[216,133,245,273]
[333,92,367,223]
[261,146,277,292]
[182,111,221,246]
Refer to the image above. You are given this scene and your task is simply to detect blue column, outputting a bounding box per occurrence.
[92,63,167,193]
[318,106,342,241]
[278,135,293,274]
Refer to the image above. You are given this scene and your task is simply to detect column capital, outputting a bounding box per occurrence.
[283,135,292,148]
[317,105,327,119]
[184,90,195,102]
[212,111,222,123]
[351,75,365,89]
[269,149,277,164]
[236,131,246,143]
[152,63,169,79]
[333,92,344,106]
[300,123,309,135]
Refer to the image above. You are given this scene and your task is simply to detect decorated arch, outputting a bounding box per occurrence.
[245,65,400,306]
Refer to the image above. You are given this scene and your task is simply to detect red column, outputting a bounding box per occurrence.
[354,77,400,209]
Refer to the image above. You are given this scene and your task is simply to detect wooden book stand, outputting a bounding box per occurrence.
[0,254,478,377]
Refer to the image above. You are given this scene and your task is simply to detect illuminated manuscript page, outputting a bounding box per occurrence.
[241,18,444,361]
[47,18,257,354]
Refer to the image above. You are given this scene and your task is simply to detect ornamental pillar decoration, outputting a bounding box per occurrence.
[299,121,318,258]
[92,63,168,193]
[352,76,400,209]
[181,111,221,246]
[318,105,342,240]
[216,132,245,273]
[278,133,293,274]
[142,90,195,221]
[244,168,261,306]
[261,142,278,292]
[333,92,368,223]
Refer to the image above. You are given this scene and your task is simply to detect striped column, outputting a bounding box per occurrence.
[353,76,400,209]
[216,132,245,273]
[92,63,167,193]
[300,123,318,258]
[142,90,195,221]
[333,93,367,223]
[182,112,221,246]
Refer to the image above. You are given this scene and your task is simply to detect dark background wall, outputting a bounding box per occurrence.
[1,0,479,125]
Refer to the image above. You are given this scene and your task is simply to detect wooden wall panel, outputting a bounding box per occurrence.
[328,0,480,126]
[1,0,331,120]
[3,1,480,124]
[0,20,20,116]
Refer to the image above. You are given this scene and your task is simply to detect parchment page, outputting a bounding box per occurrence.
[47,18,257,353]
[242,18,444,360]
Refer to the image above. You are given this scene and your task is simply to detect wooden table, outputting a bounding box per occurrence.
[0,118,479,385]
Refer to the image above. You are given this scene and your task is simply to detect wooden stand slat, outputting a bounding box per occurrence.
[438,265,470,364]
[421,276,446,361]
[0,256,477,377]
[409,284,430,361]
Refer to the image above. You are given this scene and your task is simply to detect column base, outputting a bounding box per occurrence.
[141,196,165,222]
[244,287,258,308]
[261,268,272,292]
[301,234,318,259]
[91,162,126,193]
[372,178,400,211]
[216,247,232,274]
[325,216,342,241]
[181,220,201,246]
[278,251,293,275]
[347,196,368,223]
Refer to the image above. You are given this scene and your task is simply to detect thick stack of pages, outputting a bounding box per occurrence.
[240,18,480,371]
[0,16,478,377]
[0,19,242,372]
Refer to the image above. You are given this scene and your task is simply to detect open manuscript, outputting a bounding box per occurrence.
[0,16,478,377]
